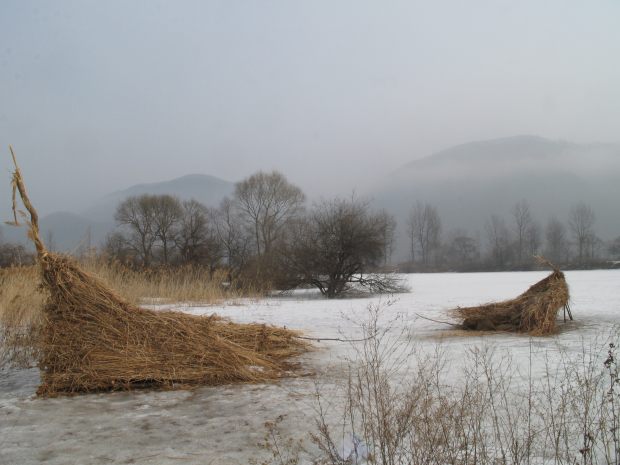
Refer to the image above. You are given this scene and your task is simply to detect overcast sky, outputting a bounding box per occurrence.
[1,0,619,216]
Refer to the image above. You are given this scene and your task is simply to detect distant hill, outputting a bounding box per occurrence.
[370,135,620,259]
[2,211,112,252]
[2,174,235,252]
[81,174,234,223]
[4,137,619,258]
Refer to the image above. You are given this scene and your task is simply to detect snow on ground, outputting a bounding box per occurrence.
[1,270,619,464]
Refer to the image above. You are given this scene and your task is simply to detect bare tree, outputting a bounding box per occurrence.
[608,236,620,260]
[176,199,222,270]
[444,229,480,270]
[525,220,542,261]
[377,209,397,266]
[512,200,533,265]
[586,234,603,263]
[45,229,56,252]
[103,231,135,264]
[568,203,596,264]
[152,195,183,265]
[485,214,512,269]
[234,171,305,258]
[406,202,442,268]
[212,197,251,282]
[114,195,158,266]
[545,217,569,264]
[609,236,620,260]
[0,243,33,267]
[282,198,404,298]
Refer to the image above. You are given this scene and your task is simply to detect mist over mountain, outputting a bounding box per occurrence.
[81,174,234,223]
[2,136,619,256]
[2,211,112,252]
[370,135,620,260]
[3,174,234,251]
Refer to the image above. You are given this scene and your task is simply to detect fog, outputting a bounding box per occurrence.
[1,1,619,218]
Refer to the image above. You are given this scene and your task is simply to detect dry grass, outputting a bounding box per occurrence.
[0,255,307,395]
[0,266,45,327]
[0,257,307,393]
[80,258,258,305]
[0,259,256,331]
[36,253,308,395]
[2,149,309,396]
[453,269,570,335]
[0,266,45,366]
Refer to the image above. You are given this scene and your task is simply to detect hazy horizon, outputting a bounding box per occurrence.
[1,1,620,217]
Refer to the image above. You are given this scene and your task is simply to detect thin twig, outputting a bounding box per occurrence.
[414,313,461,328]
[296,334,376,343]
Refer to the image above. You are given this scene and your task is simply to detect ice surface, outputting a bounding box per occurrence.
[1,270,619,464]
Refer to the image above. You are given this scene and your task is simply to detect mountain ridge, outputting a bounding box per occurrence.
[396,135,620,177]
[81,173,235,223]
[3,136,619,256]
[372,135,620,259]
[2,173,235,251]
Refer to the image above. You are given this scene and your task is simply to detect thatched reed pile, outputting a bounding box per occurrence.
[453,263,570,335]
[7,147,308,395]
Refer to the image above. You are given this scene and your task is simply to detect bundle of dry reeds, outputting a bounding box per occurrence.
[453,262,570,335]
[7,147,308,395]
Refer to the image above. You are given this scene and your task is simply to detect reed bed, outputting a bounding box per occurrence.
[0,261,248,328]
[80,259,256,305]
[0,266,45,327]
[0,266,45,366]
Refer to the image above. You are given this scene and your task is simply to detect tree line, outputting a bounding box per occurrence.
[1,171,618,279]
[104,171,400,297]
[405,199,620,271]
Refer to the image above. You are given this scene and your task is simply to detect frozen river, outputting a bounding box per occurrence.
[1,270,619,464]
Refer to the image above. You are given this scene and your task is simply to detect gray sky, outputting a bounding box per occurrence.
[1,0,619,216]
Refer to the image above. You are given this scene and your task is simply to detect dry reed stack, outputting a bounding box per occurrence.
[453,260,571,335]
[7,147,308,395]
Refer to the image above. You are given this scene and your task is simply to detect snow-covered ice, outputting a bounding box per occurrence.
[1,270,619,464]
